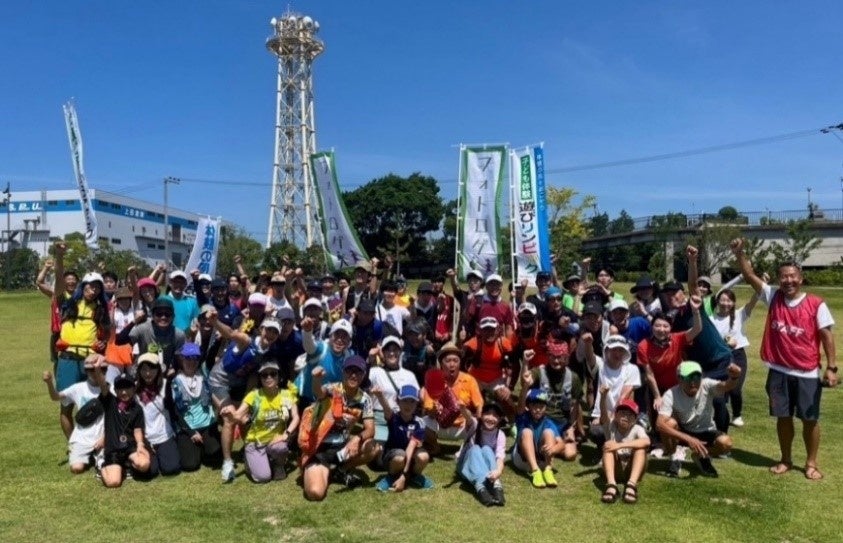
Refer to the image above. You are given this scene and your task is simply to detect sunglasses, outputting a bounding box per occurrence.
[85,367,107,373]
[547,296,562,302]
[343,367,364,375]
[153,311,174,318]
[260,371,279,379]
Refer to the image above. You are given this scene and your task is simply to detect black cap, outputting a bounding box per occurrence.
[582,300,605,316]
[417,282,434,294]
[357,298,377,313]
[536,271,552,281]
[661,280,684,293]
[152,297,174,311]
[210,278,227,290]
[306,280,322,291]
[630,276,656,294]
[114,373,135,390]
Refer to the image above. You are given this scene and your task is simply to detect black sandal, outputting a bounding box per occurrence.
[623,483,638,504]
[601,483,619,504]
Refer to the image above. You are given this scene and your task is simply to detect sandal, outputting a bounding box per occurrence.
[601,483,619,504]
[804,465,824,481]
[623,483,638,504]
[769,461,792,475]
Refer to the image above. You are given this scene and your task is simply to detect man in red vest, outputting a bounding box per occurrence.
[731,238,837,480]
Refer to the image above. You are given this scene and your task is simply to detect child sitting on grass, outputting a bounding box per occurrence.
[598,384,650,504]
[455,402,507,506]
[371,384,433,491]
[513,365,567,488]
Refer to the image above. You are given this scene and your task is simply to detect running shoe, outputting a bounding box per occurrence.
[221,459,235,483]
[542,466,558,488]
[531,469,546,488]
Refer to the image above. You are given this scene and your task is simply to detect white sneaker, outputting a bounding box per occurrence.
[731,417,745,427]
[649,447,664,458]
[221,460,235,483]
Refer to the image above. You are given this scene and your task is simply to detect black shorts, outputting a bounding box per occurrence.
[104,446,138,467]
[765,369,821,421]
[683,430,723,447]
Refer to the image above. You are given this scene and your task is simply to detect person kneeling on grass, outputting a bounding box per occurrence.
[42,354,105,474]
[135,353,181,478]
[656,361,741,478]
[171,343,222,471]
[221,359,299,483]
[599,385,650,505]
[371,384,433,492]
[300,356,380,501]
[455,402,507,507]
[90,358,151,487]
[513,378,566,489]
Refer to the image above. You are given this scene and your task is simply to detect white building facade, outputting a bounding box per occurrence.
[2,189,203,268]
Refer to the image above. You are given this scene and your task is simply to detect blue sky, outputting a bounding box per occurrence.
[2,1,843,242]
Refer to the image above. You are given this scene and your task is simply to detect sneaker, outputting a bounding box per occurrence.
[542,467,558,488]
[649,447,664,459]
[477,486,496,507]
[666,459,682,478]
[731,416,745,428]
[221,460,235,483]
[490,485,506,506]
[376,475,395,492]
[332,468,362,489]
[695,455,719,478]
[410,474,434,490]
[124,469,134,481]
[531,469,546,488]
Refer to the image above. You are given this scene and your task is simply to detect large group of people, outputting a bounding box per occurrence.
[38,238,837,503]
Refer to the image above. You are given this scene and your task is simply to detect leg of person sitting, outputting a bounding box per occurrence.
[459,445,490,487]
[601,449,619,503]
[659,417,679,454]
[712,395,730,433]
[202,426,222,468]
[244,442,272,484]
[129,447,151,475]
[518,428,545,488]
[411,448,430,475]
[345,438,381,468]
[422,426,441,456]
[266,440,289,480]
[539,429,561,487]
[177,432,202,472]
[101,463,124,488]
[623,449,646,504]
[560,427,578,461]
[68,443,92,474]
[708,434,733,458]
[155,437,181,476]
[302,463,330,501]
[387,452,405,477]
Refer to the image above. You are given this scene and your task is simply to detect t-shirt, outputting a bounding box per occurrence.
[243,385,298,446]
[464,336,514,384]
[377,304,411,336]
[383,412,426,451]
[530,366,583,425]
[101,393,145,454]
[166,293,200,333]
[139,392,175,446]
[60,300,100,356]
[637,333,689,392]
[515,412,560,445]
[367,366,419,414]
[297,341,351,401]
[128,322,186,370]
[590,359,641,419]
[671,301,732,374]
[421,372,483,428]
[321,383,374,446]
[478,298,515,330]
[61,381,103,449]
[659,378,722,433]
[172,373,215,430]
[602,420,648,458]
[709,308,752,350]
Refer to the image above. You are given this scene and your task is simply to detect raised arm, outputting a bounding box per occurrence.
[729,238,764,295]
[686,245,700,296]
[714,363,743,396]
[41,371,62,401]
[36,259,55,297]
[208,308,250,350]
[685,295,704,342]
[52,243,67,302]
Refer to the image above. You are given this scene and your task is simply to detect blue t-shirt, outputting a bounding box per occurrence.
[270,330,305,369]
[671,301,732,375]
[515,412,561,447]
[295,341,350,401]
[166,293,200,333]
[384,412,426,451]
[621,316,651,344]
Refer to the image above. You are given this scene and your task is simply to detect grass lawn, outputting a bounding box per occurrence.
[1,285,841,543]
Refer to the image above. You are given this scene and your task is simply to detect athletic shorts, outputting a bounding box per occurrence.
[105,446,138,467]
[68,441,97,467]
[683,429,723,447]
[210,384,247,407]
[56,353,86,391]
[765,369,821,421]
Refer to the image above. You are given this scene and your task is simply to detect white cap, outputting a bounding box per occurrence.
[169,270,188,281]
[604,334,630,352]
[248,292,268,306]
[302,297,323,311]
[330,319,353,336]
[381,335,403,349]
[82,272,104,285]
[518,302,538,315]
[479,316,500,329]
[198,273,212,283]
[260,318,281,332]
[467,269,484,281]
[485,273,503,284]
[608,299,629,312]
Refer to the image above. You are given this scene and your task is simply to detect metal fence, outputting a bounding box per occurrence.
[627,208,843,233]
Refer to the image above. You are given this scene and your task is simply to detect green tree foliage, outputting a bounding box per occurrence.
[343,173,444,266]
[684,223,743,275]
[769,219,823,265]
[48,233,150,280]
[546,187,596,275]
[217,225,263,277]
[1,247,39,290]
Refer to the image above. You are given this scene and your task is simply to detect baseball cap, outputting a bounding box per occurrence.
[661,280,684,293]
[115,287,133,300]
[546,340,570,357]
[178,342,202,358]
[381,335,403,349]
[678,361,703,379]
[615,399,639,416]
[302,297,323,311]
[397,384,419,402]
[536,271,553,281]
[210,278,227,290]
[582,300,604,316]
[608,299,629,312]
[330,319,353,336]
[604,334,630,352]
[276,307,296,322]
[479,316,499,329]
[248,293,268,306]
[321,274,336,283]
[82,272,104,285]
[343,355,367,373]
[546,286,562,297]
[306,280,322,291]
[354,260,373,274]
[169,270,188,281]
[467,269,484,281]
[562,274,581,289]
[259,360,280,373]
[417,282,434,294]
[198,273,212,283]
[137,352,162,370]
[113,373,135,390]
[697,276,712,287]
[518,302,538,315]
[357,298,376,313]
[630,276,656,293]
[199,303,215,316]
[137,277,157,290]
[526,389,548,404]
[152,297,174,311]
[260,318,282,332]
[485,273,503,285]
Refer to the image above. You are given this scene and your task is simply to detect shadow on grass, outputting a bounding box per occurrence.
[730,447,778,468]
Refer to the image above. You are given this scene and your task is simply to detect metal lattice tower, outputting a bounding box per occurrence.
[265,11,324,248]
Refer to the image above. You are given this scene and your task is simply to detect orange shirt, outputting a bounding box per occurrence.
[464,336,514,384]
[421,371,483,427]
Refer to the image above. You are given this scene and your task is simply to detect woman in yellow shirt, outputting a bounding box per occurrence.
[221,360,299,483]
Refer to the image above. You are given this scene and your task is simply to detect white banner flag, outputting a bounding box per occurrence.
[510,145,552,287]
[185,217,221,277]
[457,145,505,279]
[310,151,369,270]
[63,101,98,249]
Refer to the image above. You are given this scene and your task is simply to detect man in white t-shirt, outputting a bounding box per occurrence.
[585,334,641,448]
[377,281,411,336]
[731,238,837,481]
[41,355,104,473]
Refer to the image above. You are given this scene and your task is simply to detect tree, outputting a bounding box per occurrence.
[717,206,740,221]
[343,173,444,267]
[684,223,743,275]
[0,247,39,290]
[217,225,263,278]
[546,187,596,275]
[767,219,823,266]
[587,212,609,238]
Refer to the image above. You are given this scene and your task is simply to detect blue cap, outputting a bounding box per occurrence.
[178,342,201,358]
[397,384,419,402]
[546,286,562,297]
[526,389,548,404]
[343,355,367,373]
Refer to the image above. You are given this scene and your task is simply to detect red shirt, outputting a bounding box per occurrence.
[761,292,823,372]
[637,332,688,392]
[478,298,515,329]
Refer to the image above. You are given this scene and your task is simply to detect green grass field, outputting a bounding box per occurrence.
[1,285,841,543]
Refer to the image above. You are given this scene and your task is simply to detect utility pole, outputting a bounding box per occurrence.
[2,181,11,290]
[163,176,180,270]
